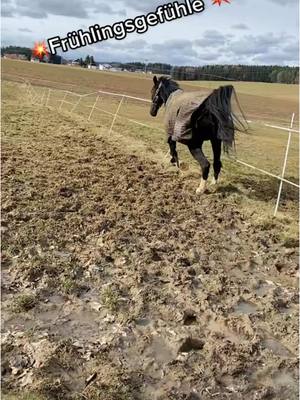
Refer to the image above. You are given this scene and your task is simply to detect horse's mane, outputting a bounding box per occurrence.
[158,76,181,103]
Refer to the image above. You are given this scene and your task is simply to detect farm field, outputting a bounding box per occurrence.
[186,80,299,102]
[6,63,297,188]
[2,59,299,125]
[1,61,299,400]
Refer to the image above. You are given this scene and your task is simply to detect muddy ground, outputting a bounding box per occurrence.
[1,84,299,400]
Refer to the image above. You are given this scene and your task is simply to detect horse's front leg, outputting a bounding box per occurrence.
[211,138,222,185]
[188,143,210,194]
[168,137,179,167]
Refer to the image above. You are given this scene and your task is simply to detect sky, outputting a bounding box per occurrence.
[1,0,299,66]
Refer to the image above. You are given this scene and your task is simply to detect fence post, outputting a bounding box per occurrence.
[88,96,99,121]
[71,96,82,113]
[109,96,124,134]
[25,81,32,103]
[24,81,30,97]
[59,92,67,112]
[46,88,51,107]
[274,113,295,217]
[28,84,37,104]
[40,89,47,106]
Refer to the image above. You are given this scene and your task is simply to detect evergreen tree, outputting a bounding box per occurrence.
[85,55,91,66]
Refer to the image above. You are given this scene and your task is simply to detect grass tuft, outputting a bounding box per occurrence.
[101,286,120,312]
[11,294,37,313]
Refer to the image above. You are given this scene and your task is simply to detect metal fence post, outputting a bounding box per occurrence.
[109,96,124,134]
[59,92,67,112]
[274,113,295,217]
[88,96,99,121]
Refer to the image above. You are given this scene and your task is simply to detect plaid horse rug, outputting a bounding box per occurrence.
[164,89,214,142]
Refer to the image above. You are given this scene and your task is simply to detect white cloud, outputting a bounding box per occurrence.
[1,0,298,66]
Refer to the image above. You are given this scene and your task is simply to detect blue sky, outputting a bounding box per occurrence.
[1,0,299,65]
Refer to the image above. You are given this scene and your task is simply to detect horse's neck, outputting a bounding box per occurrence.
[165,88,182,105]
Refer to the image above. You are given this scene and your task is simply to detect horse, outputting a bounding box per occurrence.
[150,75,247,194]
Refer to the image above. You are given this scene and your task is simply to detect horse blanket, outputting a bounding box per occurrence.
[164,89,214,142]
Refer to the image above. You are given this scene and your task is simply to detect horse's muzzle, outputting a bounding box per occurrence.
[150,105,158,117]
[150,108,158,117]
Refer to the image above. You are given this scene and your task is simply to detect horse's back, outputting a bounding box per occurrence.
[165,89,213,142]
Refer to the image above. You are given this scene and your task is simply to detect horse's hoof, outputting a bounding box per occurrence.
[211,178,218,186]
[196,180,207,195]
[196,188,205,195]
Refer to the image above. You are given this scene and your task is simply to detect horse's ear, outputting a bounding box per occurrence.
[153,76,158,86]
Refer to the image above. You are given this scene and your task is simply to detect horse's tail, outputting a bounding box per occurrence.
[205,85,248,152]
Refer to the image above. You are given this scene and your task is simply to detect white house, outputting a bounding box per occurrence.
[98,64,112,71]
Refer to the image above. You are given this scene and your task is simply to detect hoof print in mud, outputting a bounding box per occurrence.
[178,337,204,353]
[58,187,75,198]
[182,310,197,326]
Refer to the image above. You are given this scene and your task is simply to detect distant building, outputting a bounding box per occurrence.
[110,67,123,72]
[98,63,112,70]
[135,69,145,74]
[87,64,97,70]
[4,53,27,60]
[49,54,62,64]
[30,56,49,63]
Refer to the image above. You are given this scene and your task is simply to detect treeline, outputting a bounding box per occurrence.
[74,55,96,66]
[112,62,172,74]
[2,46,298,84]
[1,45,62,64]
[1,46,32,60]
[116,63,298,84]
[171,65,299,84]
[148,63,172,75]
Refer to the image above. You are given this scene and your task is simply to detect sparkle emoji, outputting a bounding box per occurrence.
[32,41,49,60]
[212,0,231,5]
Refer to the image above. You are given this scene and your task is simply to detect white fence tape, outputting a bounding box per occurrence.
[264,123,299,134]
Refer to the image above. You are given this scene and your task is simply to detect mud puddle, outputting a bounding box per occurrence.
[233,300,258,315]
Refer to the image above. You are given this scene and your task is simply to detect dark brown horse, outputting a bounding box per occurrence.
[150,76,247,194]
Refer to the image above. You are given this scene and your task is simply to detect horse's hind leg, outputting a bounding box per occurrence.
[211,138,222,185]
[188,143,210,194]
[168,137,179,166]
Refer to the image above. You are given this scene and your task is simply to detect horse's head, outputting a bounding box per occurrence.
[150,76,164,117]
[150,76,180,117]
